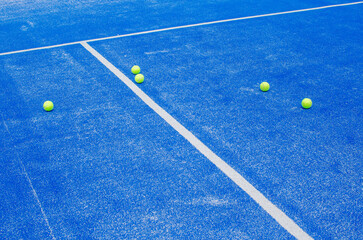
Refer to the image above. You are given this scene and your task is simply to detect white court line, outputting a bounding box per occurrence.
[16,153,57,240]
[80,41,313,240]
[1,1,362,56]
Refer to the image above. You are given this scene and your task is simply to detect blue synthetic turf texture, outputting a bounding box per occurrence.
[0,46,293,239]
[0,0,362,239]
[0,0,358,53]
[91,6,363,239]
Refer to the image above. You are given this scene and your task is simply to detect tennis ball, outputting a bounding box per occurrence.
[131,65,141,75]
[135,74,144,84]
[43,101,54,112]
[301,98,312,109]
[260,82,270,92]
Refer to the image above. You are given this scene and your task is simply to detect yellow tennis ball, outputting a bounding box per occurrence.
[260,82,270,92]
[43,101,54,112]
[301,98,312,109]
[135,74,144,83]
[131,65,141,75]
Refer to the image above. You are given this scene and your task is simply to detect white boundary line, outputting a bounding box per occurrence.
[16,153,57,240]
[1,1,362,56]
[80,41,313,240]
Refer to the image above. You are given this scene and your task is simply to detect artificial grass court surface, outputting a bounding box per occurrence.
[0,0,362,239]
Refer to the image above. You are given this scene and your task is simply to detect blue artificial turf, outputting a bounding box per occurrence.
[0,0,362,239]
[89,3,362,239]
[0,45,293,239]
[0,0,358,53]
[0,146,52,239]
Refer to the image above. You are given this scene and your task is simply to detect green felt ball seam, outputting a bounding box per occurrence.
[43,101,54,112]
[131,65,141,75]
[260,82,270,92]
[135,74,144,83]
[301,98,312,109]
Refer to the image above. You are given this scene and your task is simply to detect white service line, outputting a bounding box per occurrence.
[80,41,313,240]
[0,42,82,56]
[1,1,362,56]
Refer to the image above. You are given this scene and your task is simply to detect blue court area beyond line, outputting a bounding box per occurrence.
[89,3,362,239]
[0,0,359,53]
